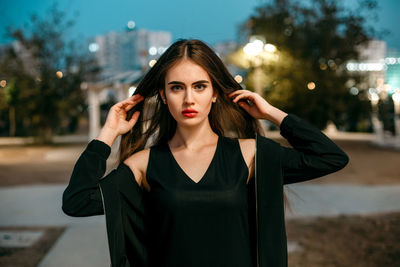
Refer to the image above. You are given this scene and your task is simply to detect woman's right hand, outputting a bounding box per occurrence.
[96,94,144,147]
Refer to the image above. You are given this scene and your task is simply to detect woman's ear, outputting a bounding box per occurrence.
[212,91,218,103]
[159,89,167,104]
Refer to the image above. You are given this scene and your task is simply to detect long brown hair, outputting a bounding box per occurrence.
[119,39,263,161]
[118,39,290,210]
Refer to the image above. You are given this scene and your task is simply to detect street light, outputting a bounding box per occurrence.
[242,37,278,133]
[242,38,277,95]
[243,40,264,56]
[264,43,277,53]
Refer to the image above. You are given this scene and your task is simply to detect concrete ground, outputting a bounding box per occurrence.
[1,183,400,266]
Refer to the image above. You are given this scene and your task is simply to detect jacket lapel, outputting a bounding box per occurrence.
[255,134,288,267]
[99,163,147,267]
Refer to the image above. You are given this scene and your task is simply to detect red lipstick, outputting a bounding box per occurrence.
[182,109,198,118]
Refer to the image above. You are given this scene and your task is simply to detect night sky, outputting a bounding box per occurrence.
[1,0,399,50]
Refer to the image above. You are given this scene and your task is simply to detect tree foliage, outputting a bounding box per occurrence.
[0,4,99,142]
[231,0,379,131]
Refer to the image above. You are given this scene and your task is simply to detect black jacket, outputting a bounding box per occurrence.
[62,113,349,267]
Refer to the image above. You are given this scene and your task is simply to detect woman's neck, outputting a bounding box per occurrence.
[169,121,218,150]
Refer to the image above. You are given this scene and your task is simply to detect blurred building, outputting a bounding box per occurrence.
[87,25,172,77]
[346,40,387,93]
[346,40,400,145]
[345,40,400,97]
[5,41,41,78]
[84,24,172,140]
[213,41,243,77]
[385,49,400,93]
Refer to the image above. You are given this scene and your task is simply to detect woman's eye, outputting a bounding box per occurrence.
[171,85,182,91]
[195,84,206,90]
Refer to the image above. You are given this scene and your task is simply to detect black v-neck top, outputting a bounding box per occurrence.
[62,113,350,267]
[143,135,255,267]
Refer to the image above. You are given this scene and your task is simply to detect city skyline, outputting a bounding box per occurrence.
[1,0,399,50]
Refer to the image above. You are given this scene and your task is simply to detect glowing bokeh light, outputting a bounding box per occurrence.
[149,47,157,56]
[158,47,165,54]
[127,21,136,29]
[149,59,157,67]
[243,40,264,56]
[56,71,63,79]
[307,82,316,90]
[369,92,380,104]
[350,87,359,95]
[264,43,277,53]
[88,43,99,53]
[234,75,243,83]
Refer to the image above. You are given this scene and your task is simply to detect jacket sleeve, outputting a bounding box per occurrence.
[279,114,349,184]
[62,139,111,217]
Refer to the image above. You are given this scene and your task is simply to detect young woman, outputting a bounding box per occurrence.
[62,39,349,267]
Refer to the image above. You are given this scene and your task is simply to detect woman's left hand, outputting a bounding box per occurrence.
[228,90,272,119]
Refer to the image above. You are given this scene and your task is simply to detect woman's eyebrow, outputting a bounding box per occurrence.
[167,80,209,85]
[167,81,184,85]
[193,80,209,85]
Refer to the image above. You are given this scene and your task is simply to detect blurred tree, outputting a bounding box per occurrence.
[230,0,379,131]
[0,4,99,143]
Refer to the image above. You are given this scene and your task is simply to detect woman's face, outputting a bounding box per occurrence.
[161,59,217,128]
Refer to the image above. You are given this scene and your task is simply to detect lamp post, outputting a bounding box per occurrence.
[369,89,385,145]
[242,37,277,133]
[85,84,101,142]
[392,90,400,148]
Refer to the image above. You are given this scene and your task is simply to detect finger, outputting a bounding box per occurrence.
[232,93,253,103]
[128,111,140,126]
[116,98,135,105]
[129,94,143,101]
[126,94,144,104]
[123,103,134,111]
[123,96,144,111]
[120,94,142,104]
[237,101,250,112]
[116,96,144,109]
[228,89,250,98]
[114,100,135,110]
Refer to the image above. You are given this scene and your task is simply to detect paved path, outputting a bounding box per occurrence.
[285,183,400,218]
[0,185,111,266]
[39,224,111,267]
[0,185,104,226]
[1,183,400,267]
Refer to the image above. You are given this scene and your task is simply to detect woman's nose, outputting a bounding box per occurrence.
[184,89,194,104]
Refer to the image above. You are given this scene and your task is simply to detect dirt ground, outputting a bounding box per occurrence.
[286,212,400,267]
[0,226,65,267]
[304,140,400,185]
[0,139,399,187]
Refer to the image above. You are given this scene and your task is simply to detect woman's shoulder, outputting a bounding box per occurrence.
[237,138,255,155]
[225,137,255,167]
[124,148,151,162]
[123,148,150,188]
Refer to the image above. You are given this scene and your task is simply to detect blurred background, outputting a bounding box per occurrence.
[0,0,399,266]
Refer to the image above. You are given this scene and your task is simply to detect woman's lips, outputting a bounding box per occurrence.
[182,109,198,118]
